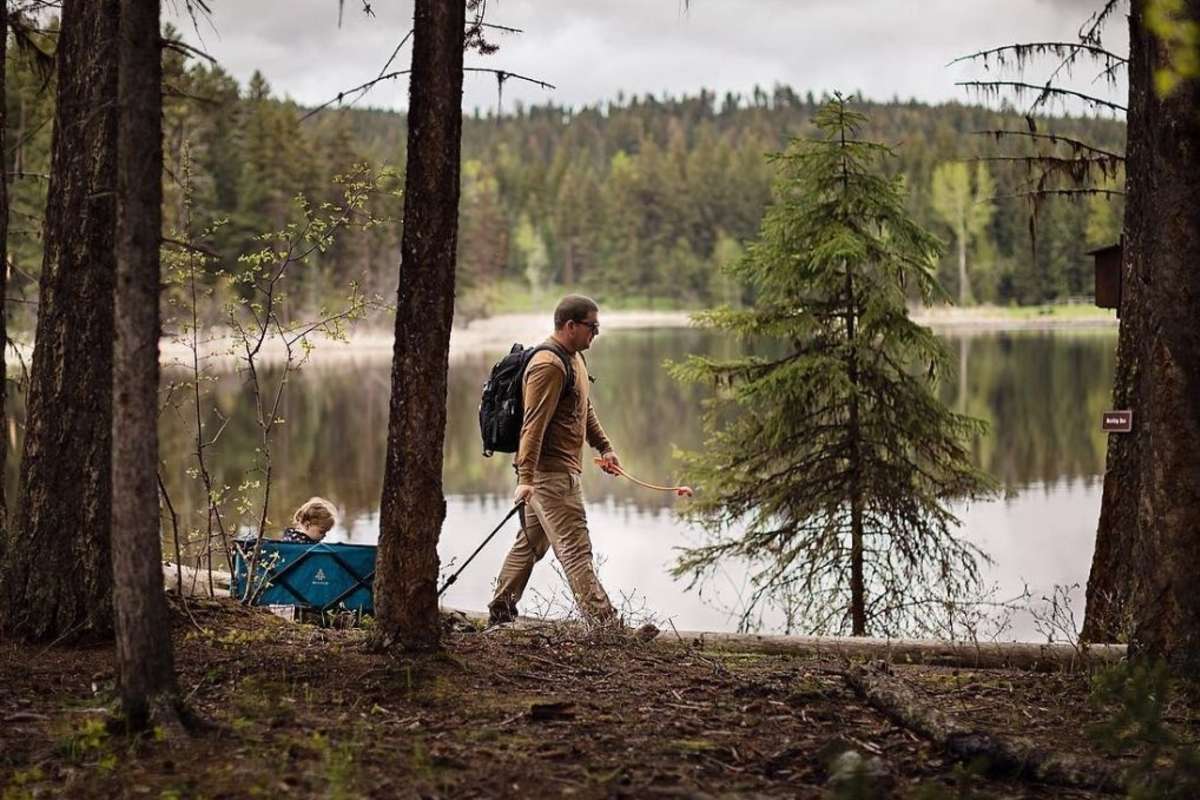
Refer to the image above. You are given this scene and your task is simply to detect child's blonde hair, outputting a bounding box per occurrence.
[293,496,337,536]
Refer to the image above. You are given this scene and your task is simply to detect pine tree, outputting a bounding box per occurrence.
[372,0,466,652]
[112,0,182,729]
[670,96,996,637]
[0,0,120,642]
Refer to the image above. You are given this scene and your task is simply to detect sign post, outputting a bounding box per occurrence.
[1101,410,1133,433]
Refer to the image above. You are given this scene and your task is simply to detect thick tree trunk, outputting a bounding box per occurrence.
[112,0,180,729]
[0,0,120,642]
[0,1,10,550]
[373,0,465,651]
[1083,0,1200,670]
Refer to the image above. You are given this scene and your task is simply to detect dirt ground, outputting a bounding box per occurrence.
[0,598,1193,799]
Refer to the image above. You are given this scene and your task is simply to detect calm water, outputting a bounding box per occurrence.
[4,326,1119,638]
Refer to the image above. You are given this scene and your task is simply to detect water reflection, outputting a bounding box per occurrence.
[3,327,1117,637]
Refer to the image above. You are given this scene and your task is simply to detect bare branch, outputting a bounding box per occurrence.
[162,236,220,259]
[947,41,1127,68]
[464,67,554,90]
[1078,0,1122,47]
[970,129,1124,161]
[300,66,554,123]
[998,188,1125,200]
[956,80,1126,113]
[161,36,216,64]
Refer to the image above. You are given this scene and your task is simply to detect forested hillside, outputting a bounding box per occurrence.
[4,33,1126,329]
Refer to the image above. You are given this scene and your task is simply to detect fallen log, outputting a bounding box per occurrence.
[654,630,1124,673]
[844,661,1124,793]
[443,608,1124,672]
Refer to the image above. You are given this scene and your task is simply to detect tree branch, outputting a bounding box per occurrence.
[947,42,1127,68]
[970,129,1124,161]
[955,81,1127,113]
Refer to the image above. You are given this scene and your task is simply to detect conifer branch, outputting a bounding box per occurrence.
[947,42,1127,68]
[299,67,554,123]
[998,188,1125,200]
[970,130,1124,161]
[1078,0,1122,47]
[161,36,216,64]
[955,81,1127,113]
[973,154,1123,172]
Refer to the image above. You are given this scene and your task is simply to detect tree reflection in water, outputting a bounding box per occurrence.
[1,326,1117,635]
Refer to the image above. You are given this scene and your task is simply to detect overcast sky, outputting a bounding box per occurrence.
[165,0,1127,115]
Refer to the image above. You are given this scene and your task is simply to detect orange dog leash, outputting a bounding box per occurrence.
[592,456,694,497]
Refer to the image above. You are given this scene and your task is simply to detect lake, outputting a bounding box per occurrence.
[6,325,1118,639]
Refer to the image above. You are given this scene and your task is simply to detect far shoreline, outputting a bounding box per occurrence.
[192,305,1117,366]
[9,306,1120,370]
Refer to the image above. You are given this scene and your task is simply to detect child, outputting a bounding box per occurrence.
[282,497,337,544]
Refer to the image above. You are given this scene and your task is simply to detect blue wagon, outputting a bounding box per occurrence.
[233,539,377,614]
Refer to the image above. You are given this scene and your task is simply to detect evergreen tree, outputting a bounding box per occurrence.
[0,0,120,642]
[669,97,995,637]
[372,0,466,652]
[112,0,182,729]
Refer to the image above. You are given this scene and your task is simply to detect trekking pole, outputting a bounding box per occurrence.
[437,502,525,597]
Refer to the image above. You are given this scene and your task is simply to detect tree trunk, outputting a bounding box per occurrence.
[847,294,866,637]
[0,0,10,555]
[373,0,465,651]
[112,0,180,729]
[1083,0,1200,670]
[841,120,867,637]
[0,0,120,642]
[845,260,866,636]
[957,226,969,306]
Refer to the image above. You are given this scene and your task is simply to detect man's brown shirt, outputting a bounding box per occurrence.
[515,339,613,485]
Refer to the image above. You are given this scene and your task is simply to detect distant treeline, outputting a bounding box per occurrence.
[4,33,1127,327]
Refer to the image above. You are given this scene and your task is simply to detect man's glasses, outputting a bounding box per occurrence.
[573,320,600,335]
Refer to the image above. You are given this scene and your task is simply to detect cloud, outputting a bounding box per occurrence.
[165,0,1127,113]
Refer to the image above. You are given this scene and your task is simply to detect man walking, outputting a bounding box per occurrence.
[487,295,620,626]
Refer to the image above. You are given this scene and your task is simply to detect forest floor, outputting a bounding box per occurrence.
[2,598,1194,800]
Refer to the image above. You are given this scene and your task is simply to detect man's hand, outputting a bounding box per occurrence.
[514,484,534,505]
[598,450,621,476]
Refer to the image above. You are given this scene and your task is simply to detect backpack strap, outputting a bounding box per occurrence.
[529,341,575,397]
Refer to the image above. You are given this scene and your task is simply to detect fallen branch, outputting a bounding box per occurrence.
[444,607,1123,672]
[844,661,1124,793]
[653,630,1124,672]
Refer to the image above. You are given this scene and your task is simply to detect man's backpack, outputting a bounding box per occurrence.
[479,343,574,457]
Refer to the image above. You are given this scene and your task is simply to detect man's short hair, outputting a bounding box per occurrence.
[554,295,599,330]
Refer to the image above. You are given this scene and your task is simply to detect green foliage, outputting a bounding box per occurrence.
[0,42,1129,325]
[1089,661,1200,799]
[1147,0,1200,97]
[669,96,996,636]
[930,162,995,304]
[2,767,44,800]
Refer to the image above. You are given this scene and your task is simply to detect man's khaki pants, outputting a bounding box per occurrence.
[492,471,616,624]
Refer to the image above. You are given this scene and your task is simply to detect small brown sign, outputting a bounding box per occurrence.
[1101,410,1133,433]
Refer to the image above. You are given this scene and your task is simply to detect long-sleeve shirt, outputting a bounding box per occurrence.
[515,339,613,485]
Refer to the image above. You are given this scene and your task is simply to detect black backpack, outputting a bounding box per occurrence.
[479,343,574,457]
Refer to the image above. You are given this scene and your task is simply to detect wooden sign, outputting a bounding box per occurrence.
[1101,410,1133,433]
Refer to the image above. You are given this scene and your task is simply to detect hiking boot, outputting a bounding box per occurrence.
[487,598,517,626]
